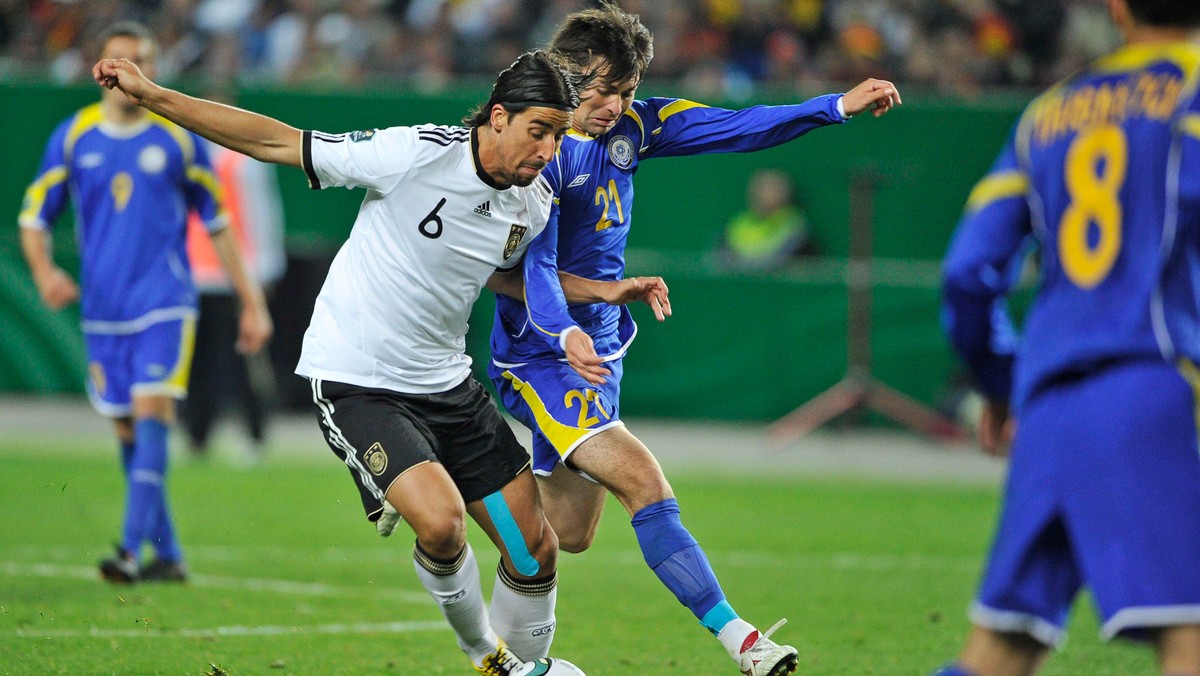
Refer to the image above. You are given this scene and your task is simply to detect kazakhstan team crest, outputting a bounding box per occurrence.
[607,135,634,169]
[503,224,529,260]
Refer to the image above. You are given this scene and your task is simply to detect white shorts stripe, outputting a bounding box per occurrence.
[310,378,385,504]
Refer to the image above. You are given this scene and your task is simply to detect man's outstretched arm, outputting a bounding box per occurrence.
[488,270,671,321]
[94,58,302,167]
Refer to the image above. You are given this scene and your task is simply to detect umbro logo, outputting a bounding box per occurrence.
[566,174,590,188]
[474,201,492,217]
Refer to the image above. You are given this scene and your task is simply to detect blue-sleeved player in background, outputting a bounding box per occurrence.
[19,22,272,585]
[937,1,1200,674]
[488,4,900,673]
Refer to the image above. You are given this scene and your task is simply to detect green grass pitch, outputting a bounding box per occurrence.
[0,437,1155,675]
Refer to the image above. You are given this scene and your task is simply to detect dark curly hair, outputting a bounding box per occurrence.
[549,1,653,87]
[463,50,589,127]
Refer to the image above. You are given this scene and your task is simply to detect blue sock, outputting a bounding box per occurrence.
[631,498,732,634]
[119,436,181,562]
[121,419,179,561]
[933,664,976,676]
[119,440,135,474]
[150,490,182,563]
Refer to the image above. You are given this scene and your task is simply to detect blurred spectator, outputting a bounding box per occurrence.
[182,134,287,460]
[716,168,815,271]
[0,0,1119,95]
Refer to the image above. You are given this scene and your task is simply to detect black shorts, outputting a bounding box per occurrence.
[309,377,531,521]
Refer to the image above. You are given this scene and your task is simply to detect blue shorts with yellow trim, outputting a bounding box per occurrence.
[84,316,196,417]
[488,357,625,476]
[972,359,1200,647]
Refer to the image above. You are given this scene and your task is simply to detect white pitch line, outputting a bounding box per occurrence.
[13,620,449,640]
[556,550,981,573]
[0,562,429,604]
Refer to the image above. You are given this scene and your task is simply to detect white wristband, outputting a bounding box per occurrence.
[559,325,582,353]
[836,95,848,120]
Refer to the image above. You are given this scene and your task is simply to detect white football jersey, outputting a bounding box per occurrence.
[294,124,552,393]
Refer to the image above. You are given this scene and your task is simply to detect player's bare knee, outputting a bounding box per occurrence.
[616,473,674,515]
[528,525,559,572]
[556,522,597,554]
[413,512,466,559]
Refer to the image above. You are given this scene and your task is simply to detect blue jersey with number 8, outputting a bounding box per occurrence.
[943,43,1200,410]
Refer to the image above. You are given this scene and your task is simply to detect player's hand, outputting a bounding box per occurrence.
[33,266,80,310]
[977,397,1015,457]
[236,303,273,355]
[603,276,672,321]
[564,329,610,386]
[842,78,902,118]
[92,58,156,105]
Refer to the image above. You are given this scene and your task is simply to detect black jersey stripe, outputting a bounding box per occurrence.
[419,125,469,137]
[417,134,468,146]
[311,131,345,143]
[418,130,469,143]
[302,131,322,189]
[418,129,470,140]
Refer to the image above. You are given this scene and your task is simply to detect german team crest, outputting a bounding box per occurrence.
[607,135,634,169]
[503,224,529,260]
[364,442,388,475]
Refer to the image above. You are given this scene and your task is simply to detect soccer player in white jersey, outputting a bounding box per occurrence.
[92,50,655,674]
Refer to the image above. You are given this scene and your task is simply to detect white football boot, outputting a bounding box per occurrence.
[736,619,799,676]
[474,640,527,676]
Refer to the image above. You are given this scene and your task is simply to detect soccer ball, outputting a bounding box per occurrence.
[514,657,586,676]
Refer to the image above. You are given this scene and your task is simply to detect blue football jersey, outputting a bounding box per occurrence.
[19,103,226,332]
[492,94,845,365]
[943,42,1200,409]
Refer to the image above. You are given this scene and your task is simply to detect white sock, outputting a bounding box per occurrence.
[716,618,759,660]
[489,562,557,660]
[412,542,499,665]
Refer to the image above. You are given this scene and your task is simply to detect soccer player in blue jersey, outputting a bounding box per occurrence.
[19,22,273,585]
[936,1,1200,674]
[487,4,901,674]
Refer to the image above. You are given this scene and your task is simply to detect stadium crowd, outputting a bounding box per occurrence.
[3,0,1119,97]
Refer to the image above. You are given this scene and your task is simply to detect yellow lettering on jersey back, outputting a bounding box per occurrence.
[111,172,133,212]
[1031,74,1181,147]
[1057,124,1127,289]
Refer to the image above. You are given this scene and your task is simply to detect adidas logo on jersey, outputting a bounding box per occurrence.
[474,201,492,217]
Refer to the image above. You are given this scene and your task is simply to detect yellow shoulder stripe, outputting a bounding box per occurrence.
[186,165,227,218]
[966,170,1028,213]
[623,106,645,139]
[1095,42,1200,76]
[149,114,195,165]
[19,166,68,225]
[64,104,103,162]
[658,99,707,122]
